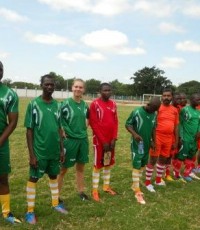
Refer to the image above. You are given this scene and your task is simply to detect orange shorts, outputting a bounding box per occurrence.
[150,134,173,158]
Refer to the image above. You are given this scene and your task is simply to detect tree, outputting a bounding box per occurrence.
[85,79,101,94]
[2,78,12,87]
[130,66,173,96]
[176,80,200,96]
[49,72,66,90]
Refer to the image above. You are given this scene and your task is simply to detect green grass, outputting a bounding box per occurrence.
[1,98,200,229]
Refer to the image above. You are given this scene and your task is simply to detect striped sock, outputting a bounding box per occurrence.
[156,163,165,183]
[103,166,111,191]
[132,169,140,193]
[0,194,10,218]
[92,167,100,192]
[26,181,36,213]
[145,164,154,186]
[49,179,59,207]
[165,164,171,177]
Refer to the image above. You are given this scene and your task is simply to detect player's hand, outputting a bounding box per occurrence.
[133,134,142,142]
[196,132,200,140]
[150,140,155,150]
[171,143,178,150]
[103,143,110,152]
[110,139,116,151]
[60,151,65,163]
[29,155,37,168]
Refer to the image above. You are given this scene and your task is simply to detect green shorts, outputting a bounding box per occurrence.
[131,142,149,169]
[176,140,197,161]
[29,158,60,179]
[62,137,89,168]
[0,141,11,175]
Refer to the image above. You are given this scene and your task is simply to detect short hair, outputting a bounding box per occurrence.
[190,93,200,101]
[162,87,173,96]
[40,74,55,85]
[0,61,3,69]
[72,78,85,86]
[99,82,111,91]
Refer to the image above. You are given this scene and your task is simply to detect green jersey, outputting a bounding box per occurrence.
[179,105,200,142]
[24,96,61,160]
[125,106,156,152]
[0,83,18,135]
[61,98,89,139]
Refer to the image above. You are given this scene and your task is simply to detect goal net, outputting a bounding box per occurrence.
[142,94,162,105]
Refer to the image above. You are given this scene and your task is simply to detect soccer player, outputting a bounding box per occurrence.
[89,83,118,202]
[164,93,181,181]
[179,92,187,109]
[24,74,67,225]
[57,79,89,201]
[145,88,179,191]
[173,93,200,182]
[0,61,21,224]
[125,97,161,204]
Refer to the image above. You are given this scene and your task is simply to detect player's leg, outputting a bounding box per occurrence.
[0,149,21,224]
[76,138,89,200]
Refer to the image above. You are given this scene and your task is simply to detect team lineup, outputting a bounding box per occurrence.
[0,60,200,225]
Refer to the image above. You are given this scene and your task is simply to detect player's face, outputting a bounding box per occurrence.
[162,91,172,105]
[41,77,55,96]
[180,94,187,106]
[72,80,85,98]
[191,95,200,107]
[100,85,112,101]
[172,95,181,107]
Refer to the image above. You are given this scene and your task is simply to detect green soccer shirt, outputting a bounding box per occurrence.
[125,106,156,153]
[179,105,200,142]
[61,98,89,139]
[24,96,61,160]
[0,83,18,135]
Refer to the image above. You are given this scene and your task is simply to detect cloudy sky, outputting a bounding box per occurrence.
[0,0,200,86]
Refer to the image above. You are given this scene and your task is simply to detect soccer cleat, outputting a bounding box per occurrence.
[192,167,200,174]
[135,192,146,204]
[165,175,174,181]
[183,176,193,182]
[25,212,36,224]
[174,176,187,183]
[146,184,156,192]
[79,192,90,201]
[92,190,100,202]
[103,187,117,195]
[189,172,200,180]
[5,212,22,224]
[155,180,166,186]
[53,204,68,214]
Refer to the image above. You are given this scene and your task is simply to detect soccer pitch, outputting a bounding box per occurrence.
[1,98,200,230]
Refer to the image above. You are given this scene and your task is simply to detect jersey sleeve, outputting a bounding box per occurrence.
[125,110,136,128]
[7,90,19,113]
[24,101,34,129]
[113,102,118,140]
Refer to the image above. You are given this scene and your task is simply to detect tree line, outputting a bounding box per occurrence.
[3,66,200,97]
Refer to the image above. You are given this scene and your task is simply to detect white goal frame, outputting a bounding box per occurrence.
[142,94,162,105]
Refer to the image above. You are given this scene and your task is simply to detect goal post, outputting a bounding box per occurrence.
[142,94,162,105]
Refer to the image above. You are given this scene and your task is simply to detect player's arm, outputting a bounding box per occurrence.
[125,111,142,142]
[0,112,18,146]
[26,128,37,168]
[172,124,179,149]
[110,104,118,151]
[59,128,65,163]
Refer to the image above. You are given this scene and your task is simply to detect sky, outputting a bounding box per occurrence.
[0,0,200,86]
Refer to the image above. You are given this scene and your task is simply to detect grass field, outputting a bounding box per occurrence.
[1,98,200,230]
